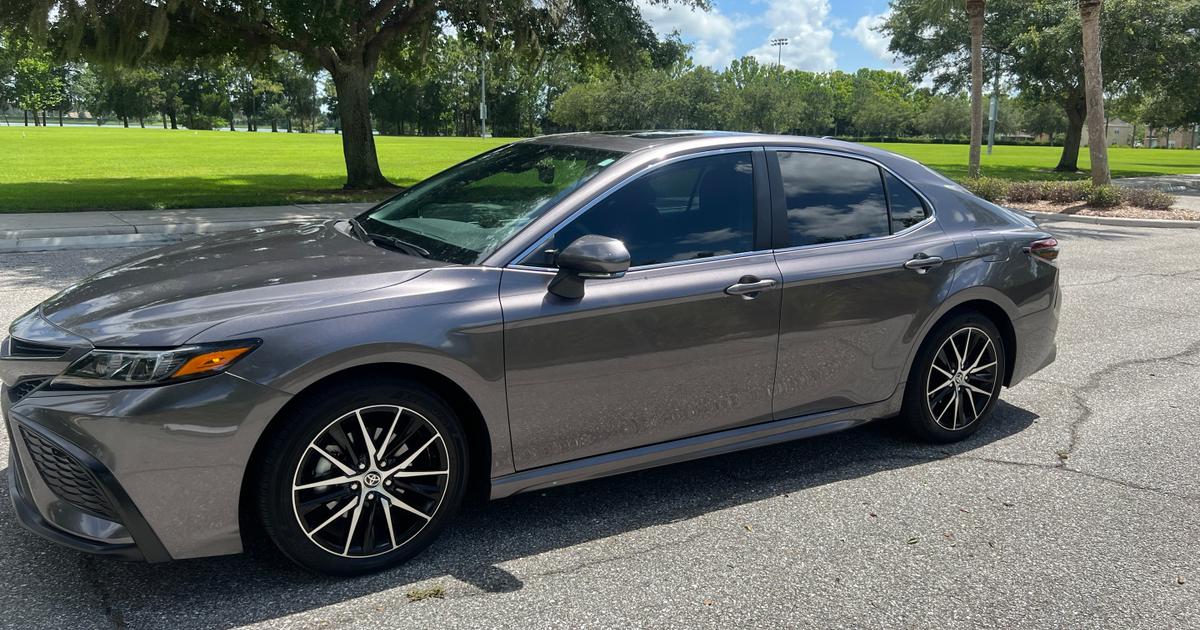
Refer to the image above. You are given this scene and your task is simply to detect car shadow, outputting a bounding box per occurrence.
[0,400,1038,628]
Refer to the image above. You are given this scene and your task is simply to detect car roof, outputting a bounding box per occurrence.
[525,131,946,187]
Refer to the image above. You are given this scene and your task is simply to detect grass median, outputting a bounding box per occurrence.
[1,126,1197,213]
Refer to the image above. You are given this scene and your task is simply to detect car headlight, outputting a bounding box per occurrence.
[53,340,260,388]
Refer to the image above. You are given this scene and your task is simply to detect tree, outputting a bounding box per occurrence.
[885,0,1180,173]
[8,0,692,189]
[921,94,971,140]
[12,40,61,125]
[909,1,986,176]
[1079,0,1109,185]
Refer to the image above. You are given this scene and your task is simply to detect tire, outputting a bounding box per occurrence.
[901,312,1007,443]
[256,377,468,575]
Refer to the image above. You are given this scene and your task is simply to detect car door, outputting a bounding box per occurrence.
[767,149,960,420]
[499,149,783,470]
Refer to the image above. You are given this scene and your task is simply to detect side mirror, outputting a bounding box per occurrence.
[547,235,630,299]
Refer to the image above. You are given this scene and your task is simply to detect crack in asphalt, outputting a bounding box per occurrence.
[1061,267,1200,288]
[82,556,126,630]
[1056,336,1200,467]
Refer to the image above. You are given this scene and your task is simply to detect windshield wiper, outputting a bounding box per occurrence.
[345,217,371,243]
[367,233,430,258]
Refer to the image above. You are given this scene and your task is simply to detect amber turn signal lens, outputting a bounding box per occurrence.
[172,347,254,377]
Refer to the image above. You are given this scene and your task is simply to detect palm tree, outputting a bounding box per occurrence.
[923,0,986,178]
[1079,0,1111,185]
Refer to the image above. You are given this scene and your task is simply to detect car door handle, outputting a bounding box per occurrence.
[903,254,944,274]
[725,278,778,297]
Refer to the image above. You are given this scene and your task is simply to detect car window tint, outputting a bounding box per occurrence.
[777,152,889,246]
[528,152,756,267]
[884,171,929,231]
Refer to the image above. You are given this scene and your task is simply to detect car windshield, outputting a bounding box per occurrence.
[359,142,627,264]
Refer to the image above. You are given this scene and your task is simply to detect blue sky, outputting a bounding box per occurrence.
[637,0,903,72]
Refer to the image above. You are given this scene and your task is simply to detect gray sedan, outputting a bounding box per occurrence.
[1,131,1060,575]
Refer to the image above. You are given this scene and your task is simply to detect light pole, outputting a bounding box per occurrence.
[479,48,488,139]
[770,38,789,67]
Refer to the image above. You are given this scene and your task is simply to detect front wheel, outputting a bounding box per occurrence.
[901,313,1006,443]
[256,379,468,575]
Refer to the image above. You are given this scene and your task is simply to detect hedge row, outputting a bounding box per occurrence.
[962,178,1175,210]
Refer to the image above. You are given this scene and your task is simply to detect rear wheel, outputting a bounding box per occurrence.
[257,379,468,575]
[901,313,1006,443]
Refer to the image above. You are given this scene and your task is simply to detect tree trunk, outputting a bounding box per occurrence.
[286,117,292,133]
[169,112,178,129]
[331,65,391,189]
[122,116,129,128]
[59,110,64,126]
[162,113,168,129]
[966,0,986,178]
[1079,0,1110,185]
[139,117,145,128]
[1056,95,1086,171]
[271,118,278,132]
[23,110,28,126]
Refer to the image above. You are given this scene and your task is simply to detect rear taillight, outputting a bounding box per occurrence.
[1026,238,1059,262]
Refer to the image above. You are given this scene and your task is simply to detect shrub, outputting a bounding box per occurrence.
[1042,180,1093,203]
[1087,184,1124,208]
[964,176,1010,202]
[1005,180,1047,203]
[1121,187,1174,210]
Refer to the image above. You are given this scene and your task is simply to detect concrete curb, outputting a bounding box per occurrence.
[1023,209,1200,229]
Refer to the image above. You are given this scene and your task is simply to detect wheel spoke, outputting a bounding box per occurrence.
[966,338,992,373]
[355,409,379,465]
[392,479,443,501]
[309,496,358,536]
[963,386,979,419]
[969,361,996,375]
[361,499,379,553]
[381,488,432,520]
[951,389,961,429]
[294,474,357,491]
[381,501,398,549]
[385,434,441,474]
[342,498,365,555]
[931,363,954,379]
[949,334,964,370]
[309,445,357,477]
[297,487,356,516]
[389,469,449,478]
[325,424,361,469]
[963,382,992,397]
[376,407,405,460]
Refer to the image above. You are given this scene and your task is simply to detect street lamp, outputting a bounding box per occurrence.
[770,38,789,67]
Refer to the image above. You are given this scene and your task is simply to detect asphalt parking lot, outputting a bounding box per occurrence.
[1,221,1198,629]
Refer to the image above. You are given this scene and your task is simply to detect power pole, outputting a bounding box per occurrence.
[770,38,789,67]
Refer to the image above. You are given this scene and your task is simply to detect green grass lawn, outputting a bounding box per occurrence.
[868,142,1200,181]
[1,126,1197,212]
[0,126,512,212]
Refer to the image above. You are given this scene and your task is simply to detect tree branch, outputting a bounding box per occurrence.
[362,0,436,69]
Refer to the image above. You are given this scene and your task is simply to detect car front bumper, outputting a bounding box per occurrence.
[4,373,293,561]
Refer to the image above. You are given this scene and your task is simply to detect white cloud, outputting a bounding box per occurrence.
[849,10,902,69]
[637,1,741,68]
[746,0,837,71]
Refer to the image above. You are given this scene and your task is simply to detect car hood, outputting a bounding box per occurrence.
[38,221,447,347]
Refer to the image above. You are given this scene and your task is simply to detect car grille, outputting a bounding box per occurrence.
[7,378,48,403]
[20,427,120,522]
[8,337,70,359]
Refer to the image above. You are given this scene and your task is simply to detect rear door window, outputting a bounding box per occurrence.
[776,152,889,246]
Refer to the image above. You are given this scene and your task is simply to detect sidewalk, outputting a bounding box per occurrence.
[0,202,375,253]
